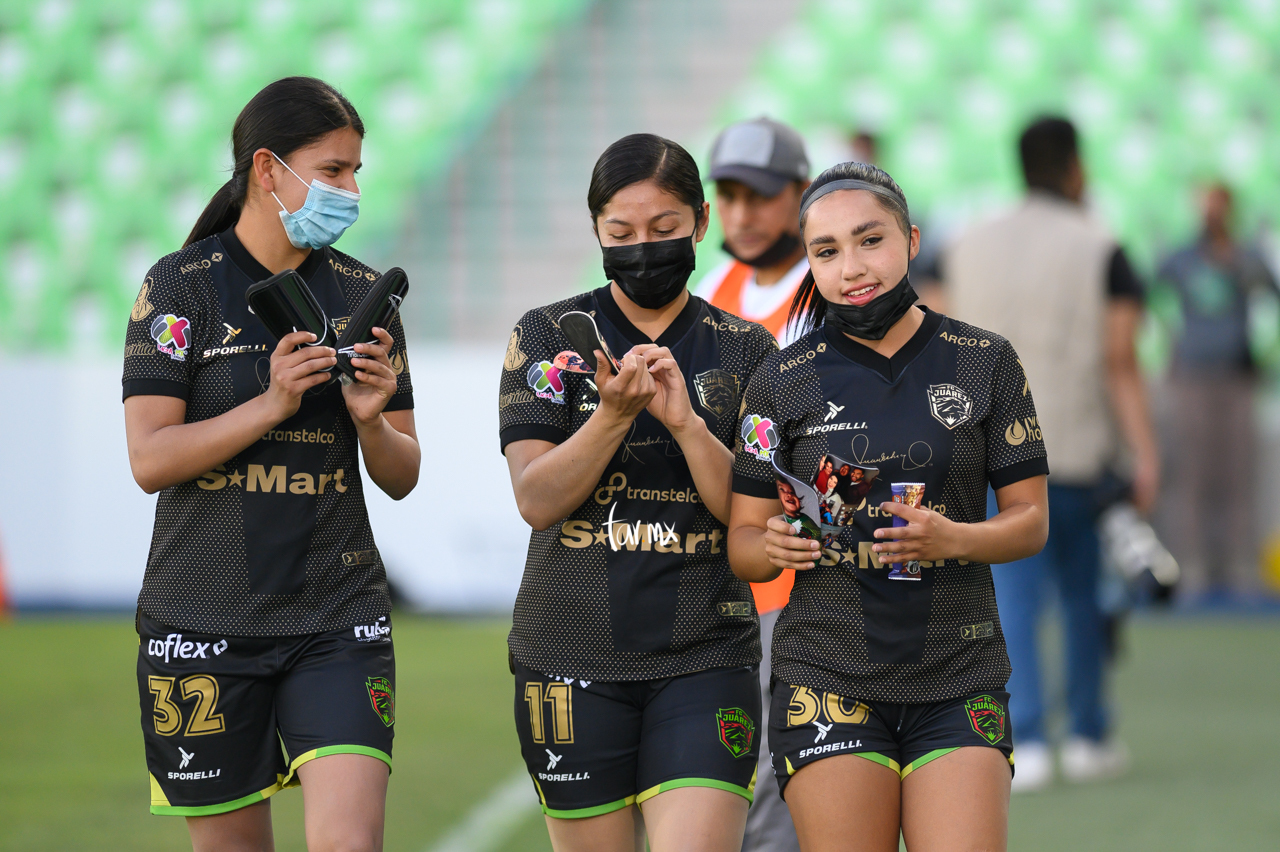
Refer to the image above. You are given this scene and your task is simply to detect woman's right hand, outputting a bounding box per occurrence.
[593,347,657,425]
[263,332,336,421]
[763,515,824,571]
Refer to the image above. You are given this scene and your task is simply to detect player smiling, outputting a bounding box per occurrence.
[122,77,418,851]
[500,134,778,852]
[727,162,1050,852]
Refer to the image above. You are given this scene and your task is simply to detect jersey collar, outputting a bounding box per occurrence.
[593,284,703,348]
[822,306,945,383]
[219,226,327,283]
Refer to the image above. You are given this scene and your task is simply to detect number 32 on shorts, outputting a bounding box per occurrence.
[524,681,574,744]
[147,675,226,737]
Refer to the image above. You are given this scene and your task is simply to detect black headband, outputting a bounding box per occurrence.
[799,178,910,228]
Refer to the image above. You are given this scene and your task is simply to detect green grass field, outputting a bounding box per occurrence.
[1,613,1277,851]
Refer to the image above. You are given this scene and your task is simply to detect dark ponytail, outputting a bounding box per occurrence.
[787,161,912,335]
[185,76,365,247]
[587,133,705,227]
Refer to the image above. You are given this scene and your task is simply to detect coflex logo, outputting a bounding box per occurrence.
[527,360,565,404]
[150,314,191,361]
[1004,416,1042,446]
[741,414,777,461]
[353,616,390,642]
[147,633,228,663]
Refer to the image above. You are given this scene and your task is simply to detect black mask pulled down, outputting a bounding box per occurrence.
[721,231,802,269]
[825,274,918,341]
[602,235,698,309]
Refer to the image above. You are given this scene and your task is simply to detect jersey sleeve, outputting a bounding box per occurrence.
[498,309,572,453]
[731,361,785,499]
[121,260,201,401]
[383,308,414,411]
[985,339,1050,489]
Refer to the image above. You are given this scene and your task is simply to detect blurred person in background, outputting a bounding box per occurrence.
[1156,183,1279,603]
[696,115,810,852]
[849,130,879,166]
[943,117,1159,791]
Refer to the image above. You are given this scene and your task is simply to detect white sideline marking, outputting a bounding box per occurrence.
[424,768,541,852]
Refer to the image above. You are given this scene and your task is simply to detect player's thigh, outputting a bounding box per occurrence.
[642,785,749,852]
[514,661,644,821]
[138,616,285,823]
[273,621,395,794]
[635,665,761,805]
[296,753,389,852]
[900,747,1009,852]
[784,754,901,852]
[186,799,275,852]
[544,804,645,852]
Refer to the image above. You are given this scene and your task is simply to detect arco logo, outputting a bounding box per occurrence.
[150,314,191,361]
[527,360,565,404]
[741,414,777,460]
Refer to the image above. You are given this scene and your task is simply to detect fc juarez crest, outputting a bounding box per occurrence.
[367,677,395,727]
[716,707,755,758]
[964,694,1006,744]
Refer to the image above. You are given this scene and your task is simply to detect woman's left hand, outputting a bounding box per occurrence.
[639,345,700,434]
[872,501,965,564]
[341,326,398,426]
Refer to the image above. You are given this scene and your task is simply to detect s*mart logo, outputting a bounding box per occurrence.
[150,314,191,361]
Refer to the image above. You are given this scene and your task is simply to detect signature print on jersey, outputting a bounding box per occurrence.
[741,414,778,460]
[716,707,755,758]
[926,383,972,429]
[151,314,191,361]
[527,360,566,404]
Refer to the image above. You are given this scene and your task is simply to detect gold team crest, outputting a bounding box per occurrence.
[694,370,739,419]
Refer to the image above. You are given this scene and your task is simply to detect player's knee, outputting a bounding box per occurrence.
[308,830,381,852]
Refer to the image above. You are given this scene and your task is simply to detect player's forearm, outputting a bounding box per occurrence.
[727,525,784,583]
[355,416,420,500]
[951,499,1048,565]
[127,395,286,493]
[669,416,734,524]
[513,409,633,530]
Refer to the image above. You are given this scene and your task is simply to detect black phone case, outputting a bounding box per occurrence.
[244,269,337,363]
[334,267,409,381]
[558,311,620,373]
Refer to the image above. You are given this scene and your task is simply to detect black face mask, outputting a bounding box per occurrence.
[602,235,698,309]
[824,274,918,341]
[721,231,802,269]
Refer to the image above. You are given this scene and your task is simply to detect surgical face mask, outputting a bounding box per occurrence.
[824,274,918,340]
[601,233,698,309]
[271,152,360,250]
[722,231,802,269]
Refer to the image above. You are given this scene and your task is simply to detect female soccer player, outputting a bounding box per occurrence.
[727,162,1050,852]
[123,77,419,851]
[500,134,779,852]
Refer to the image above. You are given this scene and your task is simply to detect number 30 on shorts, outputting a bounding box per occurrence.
[524,681,574,744]
[147,675,226,737]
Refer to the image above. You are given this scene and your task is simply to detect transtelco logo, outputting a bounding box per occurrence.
[147,633,229,663]
[593,472,701,505]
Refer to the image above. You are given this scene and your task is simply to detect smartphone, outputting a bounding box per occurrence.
[558,311,621,373]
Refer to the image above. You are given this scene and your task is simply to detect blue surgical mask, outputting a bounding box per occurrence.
[270,152,360,250]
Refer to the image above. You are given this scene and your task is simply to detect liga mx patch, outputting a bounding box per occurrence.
[367,677,395,727]
[964,695,1006,745]
[150,314,191,361]
[527,360,565,404]
[740,414,777,460]
[716,707,755,758]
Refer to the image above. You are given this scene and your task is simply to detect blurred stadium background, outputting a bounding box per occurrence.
[1,0,1278,849]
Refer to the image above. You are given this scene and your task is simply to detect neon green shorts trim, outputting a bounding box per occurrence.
[149,772,285,817]
[635,776,755,806]
[283,745,393,788]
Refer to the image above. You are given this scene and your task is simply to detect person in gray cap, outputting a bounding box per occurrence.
[697,116,807,852]
[698,117,811,349]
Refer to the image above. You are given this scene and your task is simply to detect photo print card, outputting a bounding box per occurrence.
[770,455,825,543]
[810,453,879,528]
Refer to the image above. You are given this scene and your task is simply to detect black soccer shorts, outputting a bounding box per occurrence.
[137,613,395,816]
[513,660,761,819]
[769,684,1015,797]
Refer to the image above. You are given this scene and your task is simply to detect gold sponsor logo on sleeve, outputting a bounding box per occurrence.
[131,279,154,321]
[717,602,752,617]
[499,389,536,410]
[342,550,380,566]
[1004,416,1041,446]
[504,326,528,371]
[390,349,409,376]
[960,621,995,640]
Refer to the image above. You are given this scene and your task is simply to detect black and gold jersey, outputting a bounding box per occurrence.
[499,286,778,681]
[121,228,413,637]
[732,308,1048,703]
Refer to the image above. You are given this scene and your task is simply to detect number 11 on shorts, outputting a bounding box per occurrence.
[524,682,574,744]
